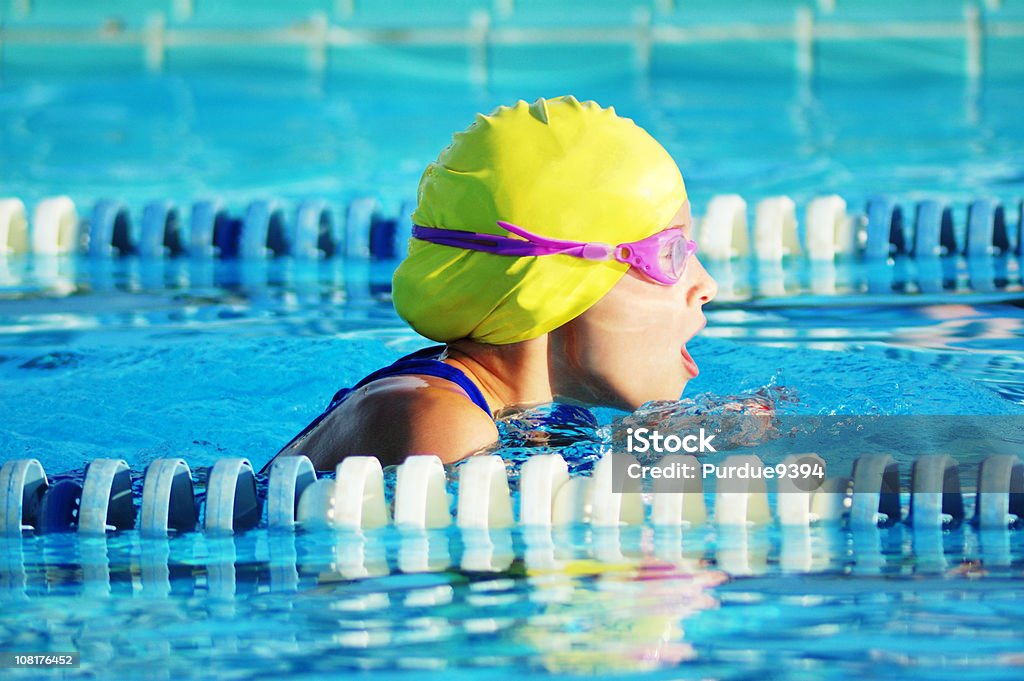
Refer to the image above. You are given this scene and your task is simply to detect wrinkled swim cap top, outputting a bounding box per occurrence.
[392,95,686,345]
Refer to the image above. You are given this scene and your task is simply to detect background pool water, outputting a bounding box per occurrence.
[4,2,1024,679]
[2,70,1023,216]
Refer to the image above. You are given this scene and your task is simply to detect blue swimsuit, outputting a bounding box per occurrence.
[274,345,491,458]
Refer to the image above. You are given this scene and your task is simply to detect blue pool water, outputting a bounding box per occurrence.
[2,71,1023,213]
[4,17,1024,681]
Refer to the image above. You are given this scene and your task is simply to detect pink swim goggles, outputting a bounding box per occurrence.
[412,221,698,286]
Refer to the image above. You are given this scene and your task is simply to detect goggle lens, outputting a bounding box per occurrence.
[657,232,696,282]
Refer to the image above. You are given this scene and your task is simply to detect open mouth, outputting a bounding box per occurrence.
[680,344,699,377]
[679,320,706,378]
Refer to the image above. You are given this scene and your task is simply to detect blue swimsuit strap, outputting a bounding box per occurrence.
[328,345,492,416]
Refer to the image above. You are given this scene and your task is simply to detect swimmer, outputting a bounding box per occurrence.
[262,96,716,473]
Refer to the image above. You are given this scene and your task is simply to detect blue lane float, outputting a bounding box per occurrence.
[293,199,336,258]
[139,458,197,535]
[0,459,48,534]
[267,455,317,528]
[908,454,964,529]
[79,458,135,534]
[204,457,260,534]
[974,454,1024,529]
[241,200,291,259]
[964,198,1011,257]
[344,197,376,258]
[864,196,906,259]
[138,200,184,258]
[912,199,951,257]
[966,198,997,258]
[189,199,231,258]
[88,199,135,257]
[849,453,901,527]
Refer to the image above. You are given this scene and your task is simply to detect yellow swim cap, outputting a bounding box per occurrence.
[393,95,686,345]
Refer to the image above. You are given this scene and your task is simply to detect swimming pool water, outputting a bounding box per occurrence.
[3,34,1024,681]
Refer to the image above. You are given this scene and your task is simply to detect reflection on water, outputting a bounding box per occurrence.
[2,526,1023,679]
[0,528,726,677]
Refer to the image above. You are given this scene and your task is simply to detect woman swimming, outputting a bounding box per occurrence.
[263,95,717,472]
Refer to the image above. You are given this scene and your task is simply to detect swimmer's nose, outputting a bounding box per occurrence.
[687,257,717,306]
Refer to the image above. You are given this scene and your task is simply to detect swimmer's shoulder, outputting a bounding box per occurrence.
[287,374,499,469]
[354,375,499,464]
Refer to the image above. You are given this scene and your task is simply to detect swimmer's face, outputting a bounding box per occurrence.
[550,200,717,410]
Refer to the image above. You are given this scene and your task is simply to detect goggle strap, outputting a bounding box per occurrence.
[413,224,614,260]
[496,221,613,259]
